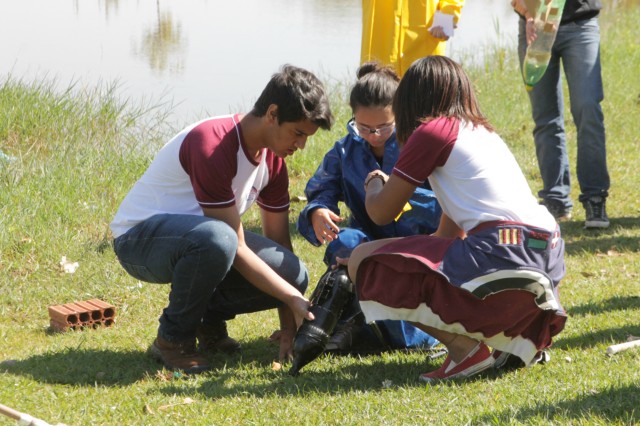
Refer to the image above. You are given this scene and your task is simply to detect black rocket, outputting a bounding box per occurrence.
[289,266,355,375]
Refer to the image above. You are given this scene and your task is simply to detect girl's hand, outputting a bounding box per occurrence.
[334,256,350,267]
[364,170,388,191]
[310,208,342,244]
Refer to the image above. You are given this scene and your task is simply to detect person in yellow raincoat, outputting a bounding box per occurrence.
[361,0,465,76]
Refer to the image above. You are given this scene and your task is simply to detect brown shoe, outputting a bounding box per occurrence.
[150,335,211,374]
[197,321,241,354]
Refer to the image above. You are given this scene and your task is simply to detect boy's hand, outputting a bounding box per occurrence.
[275,295,315,362]
[269,328,297,362]
[287,294,314,328]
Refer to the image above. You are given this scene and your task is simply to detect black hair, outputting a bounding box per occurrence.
[349,61,400,112]
[393,56,493,144]
[251,64,333,130]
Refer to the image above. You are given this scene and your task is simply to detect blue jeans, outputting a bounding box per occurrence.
[113,214,309,342]
[518,17,609,207]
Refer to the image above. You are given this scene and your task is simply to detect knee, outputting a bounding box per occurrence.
[324,228,368,266]
[289,259,310,295]
[188,220,238,266]
[347,245,367,283]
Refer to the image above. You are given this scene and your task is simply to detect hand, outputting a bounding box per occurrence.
[334,256,350,267]
[364,170,388,191]
[525,18,537,45]
[428,26,450,41]
[288,293,315,328]
[269,328,296,362]
[511,0,529,17]
[511,0,536,45]
[310,208,342,244]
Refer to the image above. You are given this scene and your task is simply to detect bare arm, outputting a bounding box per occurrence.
[202,206,313,327]
[261,208,308,361]
[364,170,465,239]
[364,171,417,226]
[511,0,537,44]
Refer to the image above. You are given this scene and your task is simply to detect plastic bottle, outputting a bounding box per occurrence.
[522,0,567,90]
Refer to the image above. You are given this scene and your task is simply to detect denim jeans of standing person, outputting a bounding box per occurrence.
[518,16,609,214]
[113,213,309,343]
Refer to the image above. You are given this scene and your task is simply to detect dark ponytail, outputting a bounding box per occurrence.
[349,62,400,112]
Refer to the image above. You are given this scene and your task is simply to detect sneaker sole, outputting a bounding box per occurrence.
[493,351,525,370]
[494,350,550,370]
[584,221,610,229]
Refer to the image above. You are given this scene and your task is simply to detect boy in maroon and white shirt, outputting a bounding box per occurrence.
[111,65,333,373]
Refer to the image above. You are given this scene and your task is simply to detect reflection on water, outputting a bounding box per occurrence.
[135,7,185,75]
[9,0,632,124]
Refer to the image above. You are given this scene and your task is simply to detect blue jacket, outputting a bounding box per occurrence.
[297,120,442,246]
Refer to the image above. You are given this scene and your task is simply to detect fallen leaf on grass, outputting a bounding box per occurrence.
[596,248,622,257]
[158,398,195,411]
[59,256,79,273]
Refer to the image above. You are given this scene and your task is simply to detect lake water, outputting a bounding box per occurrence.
[1,0,519,125]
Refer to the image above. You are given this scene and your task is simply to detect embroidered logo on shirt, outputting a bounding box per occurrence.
[527,230,551,250]
[247,186,259,204]
[498,228,521,245]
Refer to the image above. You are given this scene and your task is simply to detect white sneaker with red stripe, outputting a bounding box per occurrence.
[419,342,494,383]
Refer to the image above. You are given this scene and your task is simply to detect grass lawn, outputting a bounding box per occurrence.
[1,2,639,425]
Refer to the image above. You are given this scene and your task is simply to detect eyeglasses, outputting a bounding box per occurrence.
[354,121,395,138]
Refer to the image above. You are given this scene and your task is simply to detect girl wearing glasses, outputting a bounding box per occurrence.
[348,56,567,382]
[297,62,442,354]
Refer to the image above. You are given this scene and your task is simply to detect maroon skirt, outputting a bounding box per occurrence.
[356,222,567,365]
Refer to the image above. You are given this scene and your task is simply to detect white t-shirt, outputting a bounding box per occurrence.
[110,114,289,238]
[393,117,556,232]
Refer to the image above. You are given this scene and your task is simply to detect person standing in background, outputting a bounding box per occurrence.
[361,0,465,77]
[513,0,610,229]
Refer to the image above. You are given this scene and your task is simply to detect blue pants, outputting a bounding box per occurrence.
[326,228,438,350]
[113,214,309,342]
[518,16,609,207]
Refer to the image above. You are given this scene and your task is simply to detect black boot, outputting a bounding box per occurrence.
[290,266,354,375]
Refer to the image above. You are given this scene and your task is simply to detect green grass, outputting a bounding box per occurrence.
[1,3,639,425]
